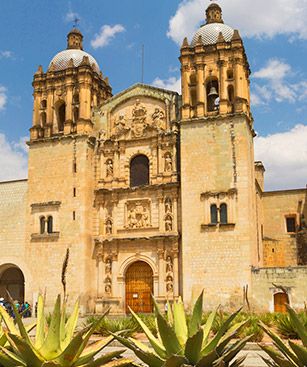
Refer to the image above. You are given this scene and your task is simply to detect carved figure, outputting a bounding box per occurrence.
[164,153,173,172]
[105,258,112,274]
[127,201,151,228]
[165,215,173,232]
[166,275,173,293]
[166,255,173,273]
[106,159,113,177]
[131,99,147,137]
[105,276,112,294]
[165,197,172,213]
[105,219,112,235]
[152,108,165,129]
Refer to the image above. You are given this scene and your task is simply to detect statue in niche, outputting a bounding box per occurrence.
[105,258,112,274]
[164,153,173,172]
[105,219,112,235]
[131,99,147,138]
[166,255,173,273]
[166,275,173,293]
[165,197,172,214]
[105,276,112,294]
[152,108,165,129]
[165,215,173,232]
[106,159,113,177]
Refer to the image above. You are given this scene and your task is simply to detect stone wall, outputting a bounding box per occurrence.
[251,266,307,311]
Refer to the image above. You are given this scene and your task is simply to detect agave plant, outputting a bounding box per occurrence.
[259,306,307,367]
[0,294,133,367]
[113,291,252,367]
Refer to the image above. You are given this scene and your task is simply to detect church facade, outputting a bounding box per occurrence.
[0,3,306,314]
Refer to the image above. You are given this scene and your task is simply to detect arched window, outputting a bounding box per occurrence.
[40,112,46,127]
[57,103,66,132]
[40,100,47,109]
[40,216,45,234]
[206,79,219,112]
[210,204,218,224]
[189,73,197,108]
[73,106,79,123]
[47,216,53,234]
[220,203,228,224]
[130,154,149,187]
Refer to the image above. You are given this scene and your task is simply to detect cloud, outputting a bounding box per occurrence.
[91,24,125,49]
[167,0,307,45]
[0,85,7,110]
[152,76,181,93]
[254,124,307,190]
[251,59,307,105]
[0,134,28,182]
[0,51,13,59]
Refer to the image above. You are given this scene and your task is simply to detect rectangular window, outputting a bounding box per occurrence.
[286,216,296,233]
[73,211,76,221]
[73,188,76,197]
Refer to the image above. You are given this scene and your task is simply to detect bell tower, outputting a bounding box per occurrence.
[180,2,251,120]
[179,2,258,308]
[25,28,112,312]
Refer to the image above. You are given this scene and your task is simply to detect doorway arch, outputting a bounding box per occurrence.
[274,292,289,313]
[0,265,25,302]
[125,261,153,313]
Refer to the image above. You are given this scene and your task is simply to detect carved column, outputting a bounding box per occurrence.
[111,253,118,296]
[173,249,179,297]
[234,59,243,98]
[97,250,104,298]
[196,64,205,117]
[157,248,165,296]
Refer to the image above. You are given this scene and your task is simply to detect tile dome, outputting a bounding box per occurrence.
[191,23,234,47]
[49,49,100,72]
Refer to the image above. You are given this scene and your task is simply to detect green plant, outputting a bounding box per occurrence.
[259,306,307,367]
[275,311,307,340]
[85,315,137,337]
[0,294,133,367]
[113,291,252,367]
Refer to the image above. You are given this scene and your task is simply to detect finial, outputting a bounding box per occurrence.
[181,37,190,49]
[231,29,242,42]
[73,17,80,28]
[206,1,224,24]
[217,31,225,43]
[67,25,83,50]
[35,65,44,74]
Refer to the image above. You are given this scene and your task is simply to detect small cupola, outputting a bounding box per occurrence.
[206,2,224,24]
[67,27,83,50]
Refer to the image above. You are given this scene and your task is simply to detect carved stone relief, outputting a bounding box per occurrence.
[151,108,166,129]
[105,159,113,177]
[165,197,172,214]
[165,254,174,294]
[165,214,173,232]
[126,200,151,229]
[104,257,112,295]
[131,99,147,138]
[164,152,173,172]
[105,218,113,235]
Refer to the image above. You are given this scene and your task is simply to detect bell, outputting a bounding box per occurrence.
[208,86,218,98]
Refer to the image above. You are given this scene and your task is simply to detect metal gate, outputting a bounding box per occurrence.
[125,261,153,313]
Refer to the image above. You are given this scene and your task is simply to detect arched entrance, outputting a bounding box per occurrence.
[125,261,153,313]
[0,265,25,302]
[274,292,289,313]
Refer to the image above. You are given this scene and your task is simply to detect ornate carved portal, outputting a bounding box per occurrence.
[126,200,151,229]
[165,255,174,295]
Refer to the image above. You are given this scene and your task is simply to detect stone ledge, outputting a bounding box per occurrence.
[31,232,60,242]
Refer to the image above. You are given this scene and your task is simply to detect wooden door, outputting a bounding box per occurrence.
[125,261,153,313]
[274,292,289,313]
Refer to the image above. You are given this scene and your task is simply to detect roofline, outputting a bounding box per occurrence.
[0,178,28,185]
[263,187,307,196]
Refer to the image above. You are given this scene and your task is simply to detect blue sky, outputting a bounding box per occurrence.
[0,0,306,190]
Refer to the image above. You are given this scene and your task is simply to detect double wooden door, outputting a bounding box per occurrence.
[125,261,153,313]
[274,292,289,313]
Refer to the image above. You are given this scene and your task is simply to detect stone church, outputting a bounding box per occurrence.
[0,3,306,314]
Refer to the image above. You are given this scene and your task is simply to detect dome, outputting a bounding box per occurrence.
[191,22,234,46]
[49,49,100,72]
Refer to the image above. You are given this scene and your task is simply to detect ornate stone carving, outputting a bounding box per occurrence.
[165,214,173,232]
[105,257,112,274]
[105,159,113,177]
[166,255,173,273]
[105,276,112,294]
[105,218,113,235]
[164,152,173,172]
[151,108,165,129]
[131,99,147,137]
[127,201,151,229]
[165,197,172,214]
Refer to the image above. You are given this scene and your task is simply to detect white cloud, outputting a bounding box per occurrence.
[0,85,7,110]
[254,124,307,190]
[152,76,181,93]
[0,51,13,59]
[252,59,307,105]
[167,0,307,45]
[0,134,28,182]
[91,24,125,49]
